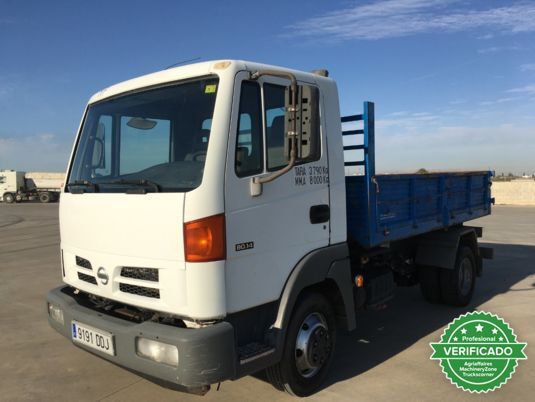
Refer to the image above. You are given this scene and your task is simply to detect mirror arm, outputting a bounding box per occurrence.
[250,70,298,186]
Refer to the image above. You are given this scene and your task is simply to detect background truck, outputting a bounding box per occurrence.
[46,60,493,396]
[0,170,64,203]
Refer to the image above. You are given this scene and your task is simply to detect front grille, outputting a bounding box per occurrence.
[120,267,159,282]
[78,272,97,285]
[119,283,160,299]
[76,256,92,270]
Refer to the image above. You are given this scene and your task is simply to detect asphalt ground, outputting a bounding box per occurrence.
[1,203,534,401]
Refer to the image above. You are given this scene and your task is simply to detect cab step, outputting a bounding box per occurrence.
[238,342,275,364]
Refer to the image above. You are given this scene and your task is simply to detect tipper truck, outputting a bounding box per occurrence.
[0,170,64,203]
[46,60,493,396]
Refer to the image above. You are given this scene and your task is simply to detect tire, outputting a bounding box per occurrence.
[3,193,14,204]
[266,292,336,397]
[419,265,441,303]
[39,192,51,203]
[440,246,476,306]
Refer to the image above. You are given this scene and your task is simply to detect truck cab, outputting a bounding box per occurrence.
[58,60,345,320]
[47,60,492,396]
[0,170,26,203]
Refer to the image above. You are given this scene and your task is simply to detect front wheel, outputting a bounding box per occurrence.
[266,292,336,396]
[3,192,14,203]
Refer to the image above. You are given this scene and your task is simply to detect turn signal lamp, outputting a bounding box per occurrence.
[184,214,226,262]
[355,275,364,288]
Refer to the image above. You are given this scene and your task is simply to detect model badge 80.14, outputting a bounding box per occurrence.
[235,242,254,252]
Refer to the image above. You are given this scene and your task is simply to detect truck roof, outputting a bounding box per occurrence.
[88,60,334,104]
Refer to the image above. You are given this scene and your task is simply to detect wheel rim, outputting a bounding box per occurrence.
[458,257,473,296]
[295,312,332,378]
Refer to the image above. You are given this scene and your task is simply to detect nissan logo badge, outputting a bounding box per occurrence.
[97,267,109,285]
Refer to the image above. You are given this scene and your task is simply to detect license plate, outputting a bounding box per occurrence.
[71,321,115,356]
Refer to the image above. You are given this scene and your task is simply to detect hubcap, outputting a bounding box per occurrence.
[458,257,473,296]
[295,312,331,378]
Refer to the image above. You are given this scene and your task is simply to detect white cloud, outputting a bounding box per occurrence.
[506,84,535,94]
[477,33,494,40]
[287,1,535,41]
[0,134,71,171]
[520,63,535,72]
[477,45,522,54]
[478,96,520,106]
[388,111,409,116]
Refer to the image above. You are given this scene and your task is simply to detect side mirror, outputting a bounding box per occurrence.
[91,122,105,169]
[284,85,320,162]
[91,138,105,169]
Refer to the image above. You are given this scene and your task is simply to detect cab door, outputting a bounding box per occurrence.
[224,72,330,313]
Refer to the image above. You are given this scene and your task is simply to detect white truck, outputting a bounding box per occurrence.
[0,170,63,203]
[47,60,493,396]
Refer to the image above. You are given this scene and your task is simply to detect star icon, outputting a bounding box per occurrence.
[475,324,484,332]
[492,328,498,335]
[460,328,467,335]
[499,336,504,341]
[453,337,458,341]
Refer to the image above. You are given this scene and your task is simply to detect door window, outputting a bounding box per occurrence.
[264,84,287,170]
[234,80,321,178]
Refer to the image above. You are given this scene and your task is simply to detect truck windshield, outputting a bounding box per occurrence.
[67,76,219,193]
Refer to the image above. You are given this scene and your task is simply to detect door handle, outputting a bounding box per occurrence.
[310,204,330,224]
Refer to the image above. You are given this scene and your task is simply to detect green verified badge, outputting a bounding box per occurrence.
[430,311,527,393]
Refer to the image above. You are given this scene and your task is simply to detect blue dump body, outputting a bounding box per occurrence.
[346,172,492,248]
[342,103,493,249]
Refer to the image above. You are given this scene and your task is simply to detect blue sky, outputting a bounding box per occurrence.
[1,0,534,174]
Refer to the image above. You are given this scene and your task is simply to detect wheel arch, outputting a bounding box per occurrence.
[415,226,481,273]
[273,243,356,334]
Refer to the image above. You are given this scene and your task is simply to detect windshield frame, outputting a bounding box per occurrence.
[66,75,220,194]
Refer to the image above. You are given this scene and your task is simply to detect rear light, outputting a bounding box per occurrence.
[184,214,226,262]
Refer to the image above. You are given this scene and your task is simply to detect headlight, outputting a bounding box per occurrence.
[136,337,179,367]
[48,303,64,325]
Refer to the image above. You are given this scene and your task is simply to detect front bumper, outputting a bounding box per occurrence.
[47,286,236,388]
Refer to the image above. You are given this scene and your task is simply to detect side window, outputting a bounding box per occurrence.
[235,81,263,177]
[264,84,287,171]
[120,117,171,174]
[93,115,112,177]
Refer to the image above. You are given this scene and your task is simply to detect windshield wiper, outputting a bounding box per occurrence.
[104,179,161,193]
[67,180,99,194]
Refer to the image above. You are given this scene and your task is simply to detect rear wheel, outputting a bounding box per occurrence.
[3,192,14,204]
[266,293,336,397]
[39,192,51,203]
[440,246,476,306]
[419,265,441,303]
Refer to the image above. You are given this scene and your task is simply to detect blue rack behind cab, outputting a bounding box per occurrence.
[342,102,493,249]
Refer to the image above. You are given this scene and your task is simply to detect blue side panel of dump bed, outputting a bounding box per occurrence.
[343,102,493,249]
